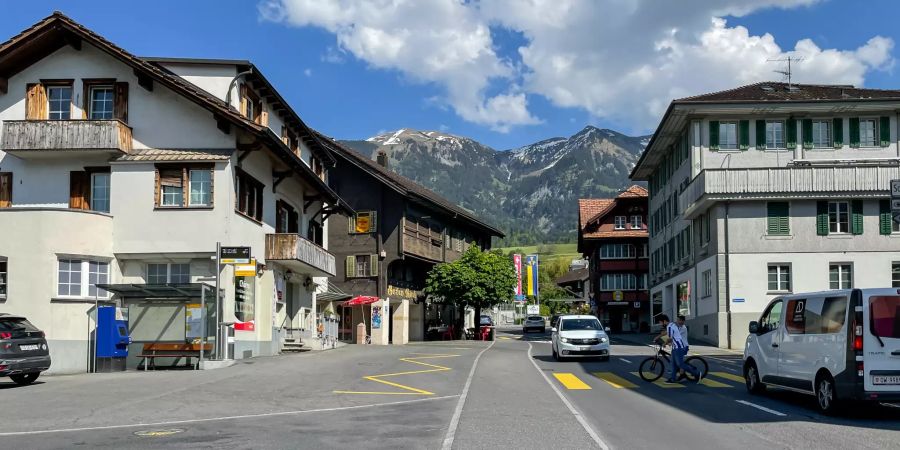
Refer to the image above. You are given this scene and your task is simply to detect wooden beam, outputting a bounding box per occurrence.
[64,34,81,51]
[215,115,231,134]
[0,77,7,95]
[134,69,153,91]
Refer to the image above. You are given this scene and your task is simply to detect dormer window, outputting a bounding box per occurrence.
[240,84,263,124]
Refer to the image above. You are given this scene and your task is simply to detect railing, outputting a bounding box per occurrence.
[265,233,336,276]
[1,120,133,154]
[401,217,443,262]
[679,165,900,217]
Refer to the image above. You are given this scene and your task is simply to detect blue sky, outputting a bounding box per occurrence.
[4,1,900,149]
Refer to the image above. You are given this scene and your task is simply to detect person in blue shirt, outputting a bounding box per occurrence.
[657,314,702,384]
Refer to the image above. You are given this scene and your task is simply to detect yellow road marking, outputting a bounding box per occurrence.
[699,377,733,388]
[710,371,745,383]
[591,372,638,389]
[334,354,459,396]
[553,373,592,390]
[630,372,684,388]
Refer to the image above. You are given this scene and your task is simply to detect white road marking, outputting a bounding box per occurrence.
[706,356,742,366]
[527,342,610,450]
[619,358,632,364]
[441,339,496,450]
[735,400,787,417]
[0,395,460,437]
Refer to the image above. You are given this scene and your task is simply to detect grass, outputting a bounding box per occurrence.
[494,243,581,264]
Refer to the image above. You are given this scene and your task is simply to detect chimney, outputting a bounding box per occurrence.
[376,151,389,169]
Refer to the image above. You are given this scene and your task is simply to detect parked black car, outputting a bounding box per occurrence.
[0,313,51,385]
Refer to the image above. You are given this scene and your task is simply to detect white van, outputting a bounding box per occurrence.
[743,288,900,413]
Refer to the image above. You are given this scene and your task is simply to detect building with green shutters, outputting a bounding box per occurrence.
[631,82,900,349]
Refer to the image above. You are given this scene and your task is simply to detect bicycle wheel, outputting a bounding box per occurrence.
[682,356,708,381]
[639,357,665,382]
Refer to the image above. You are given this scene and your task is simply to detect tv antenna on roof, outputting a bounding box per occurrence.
[768,56,804,90]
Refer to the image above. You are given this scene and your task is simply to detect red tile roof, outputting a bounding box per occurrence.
[676,82,900,103]
[579,185,649,240]
[617,185,648,199]
[578,199,614,230]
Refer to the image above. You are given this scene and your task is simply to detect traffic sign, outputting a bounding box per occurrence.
[891,180,900,224]
[891,179,900,197]
[894,213,900,225]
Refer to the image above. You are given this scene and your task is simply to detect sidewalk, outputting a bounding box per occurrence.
[611,332,742,356]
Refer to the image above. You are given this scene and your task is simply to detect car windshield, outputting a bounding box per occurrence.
[527,316,543,321]
[0,318,40,332]
[870,296,900,338]
[480,316,492,325]
[560,318,601,331]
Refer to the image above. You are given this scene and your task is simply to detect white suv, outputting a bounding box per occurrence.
[743,288,900,413]
[551,315,610,361]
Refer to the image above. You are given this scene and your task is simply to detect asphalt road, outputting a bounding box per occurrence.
[1,327,897,449]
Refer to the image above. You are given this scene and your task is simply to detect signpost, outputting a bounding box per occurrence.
[220,246,251,264]
[892,179,900,224]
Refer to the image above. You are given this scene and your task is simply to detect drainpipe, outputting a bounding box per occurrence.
[224,69,253,110]
[724,201,732,349]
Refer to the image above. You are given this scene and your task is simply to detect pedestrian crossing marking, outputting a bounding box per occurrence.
[591,372,638,389]
[698,377,732,388]
[710,371,745,383]
[553,373,592,390]
[630,372,684,388]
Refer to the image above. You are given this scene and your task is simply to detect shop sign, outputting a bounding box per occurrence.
[234,273,255,331]
[613,290,624,301]
[372,305,383,329]
[220,246,251,264]
[633,302,641,308]
[387,284,418,300]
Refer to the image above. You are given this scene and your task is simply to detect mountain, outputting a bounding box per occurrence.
[340,126,649,245]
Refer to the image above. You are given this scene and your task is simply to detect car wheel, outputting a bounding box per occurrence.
[815,373,838,415]
[10,372,39,386]
[744,361,765,394]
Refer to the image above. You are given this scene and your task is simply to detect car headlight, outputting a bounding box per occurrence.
[560,337,569,343]
[599,337,607,343]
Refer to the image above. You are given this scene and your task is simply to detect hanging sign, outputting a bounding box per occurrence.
[220,246,251,264]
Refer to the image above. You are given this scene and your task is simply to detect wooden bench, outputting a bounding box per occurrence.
[138,343,213,371]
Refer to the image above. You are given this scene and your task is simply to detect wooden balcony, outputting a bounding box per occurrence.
[265,234,336,277]
[401,217,443,262]
[679,164,900,219]
[1,120,133,157]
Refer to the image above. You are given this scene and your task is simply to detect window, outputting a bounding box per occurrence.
[275,200,298,234]
[614,216,626,230]
[0,259,6,299]
[828,201,849,234]
[630,215,643,229]
[89,86,114,120]
[307,220,323,246]
[147,263,190,284]
[600,244,636,259]
[893,263,900,288]
[766,202,790,235]
[189,170,212,207]
[766,120,785,149]
[758,300,783,334]
[859,119,877,147]
[235,169,263,221]
[90,172,110,213]
[785,297,848,335]
[767,264,791,292]
[600,273,637,291]
[702,270,712,298]
[156,166,214,209]
[719,122,738,150]
[240,84,262,123]
[811,120,831,148]
[57,259,109,298]
[346,255,378,278]
[349,211,377,234]
[47,85,72,120]
[829,264,852,289]
[870,295,900,339]
[639,243,649,258]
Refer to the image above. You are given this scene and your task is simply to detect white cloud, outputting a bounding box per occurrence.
[261,0,895,133]
[303,68,312,77]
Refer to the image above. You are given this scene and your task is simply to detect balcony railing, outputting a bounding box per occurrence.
[1,120,133,155]
[679,165,900,218]
[265,233,336,277]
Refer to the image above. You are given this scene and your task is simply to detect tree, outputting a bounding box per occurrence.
[425,246,516,339]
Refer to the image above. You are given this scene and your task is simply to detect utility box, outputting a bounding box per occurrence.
[96,306,130,372]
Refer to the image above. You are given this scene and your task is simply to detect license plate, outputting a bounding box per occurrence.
[19,344,39,351]
[580,346,591,351]
[873,375,900,385]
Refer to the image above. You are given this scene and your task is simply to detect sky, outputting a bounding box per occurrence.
[3,1,900,150]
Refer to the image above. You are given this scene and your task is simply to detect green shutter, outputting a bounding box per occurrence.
[849,117,860,148]
[345,255,356,278]
[802,119,813,149]
[767,202,790,235]
[880,116,891,147]
[369,254,379,277]
[832,118,843,148]
[739,120,750,150]
[709,120,719,151]
[851,200,864,235]
[348,215,356,234]
[755,120,766,149]
[816,201,829,236]
[880,199,893,235]
[786,118,797,148]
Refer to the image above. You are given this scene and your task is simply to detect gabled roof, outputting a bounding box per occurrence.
[578,185,649,243]
[578,199,614,230]
[315,132,505,238]
[676,82,900,103]
[555,268,589,285]
[617,185,648,198]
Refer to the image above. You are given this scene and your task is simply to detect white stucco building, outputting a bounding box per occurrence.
[0,13,350,373]
[631,82,900,349]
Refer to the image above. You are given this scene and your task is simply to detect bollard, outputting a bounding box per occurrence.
[356,322,366,345]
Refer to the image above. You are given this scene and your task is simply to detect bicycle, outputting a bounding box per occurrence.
[638,343,709,382]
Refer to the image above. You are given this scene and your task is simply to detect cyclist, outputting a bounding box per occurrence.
[657,314,702,384]
[676,315,689,354]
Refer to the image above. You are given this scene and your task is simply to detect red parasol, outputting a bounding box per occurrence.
[342,296,380,306]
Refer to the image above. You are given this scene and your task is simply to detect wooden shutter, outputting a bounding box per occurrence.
[816,201,829,236]
[786,118,797,148]
[345,256,356,278]
[755,120,766,149]
[708,120,719,151]
[0,173,11,208]
[69,171,89,209]
[738,120,750,150]
[239,84,248,116]
[348,214,357,234]
[767,202,789,235]
[275,201,285,233]
[114,82,129,123]
[832,118,843,148]
[880,199,893,235]
[369,255,379,277]
[368,211,377,233]
[880,116,890,147]
[801,119,813,149]
[260,110,268,126]
[288,209,299,234]
[25,83,47,120]
[851,200,864,235]
[281,126,289,145]
[849,117,860,148]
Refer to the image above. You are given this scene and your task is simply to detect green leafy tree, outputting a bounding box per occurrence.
[425,246,516,338]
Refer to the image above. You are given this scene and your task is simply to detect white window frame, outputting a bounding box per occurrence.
[147,263,191,284]
[57,258,110,299]
[630,215,642,229]
[702,269,712,298]
[47,85,72,120]
[719,121,738,150]
[811,120,832,148]
[766,120,786,149]
[354,255,371,278]
[859,118,878,147]
[828,201,850,234]
[88,85,115,120]
[600,244,636,259]
[600,273,637,291]
[0,258,6,300]
[188,169,212,207]
[614,216,626,230]
[90,172,110,213]
[829,263,853,290]
[767,264,791,293]
[893,262,900,288]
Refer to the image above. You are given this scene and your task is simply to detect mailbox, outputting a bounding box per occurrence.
[96,306,131,372]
